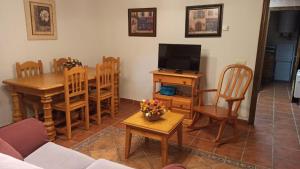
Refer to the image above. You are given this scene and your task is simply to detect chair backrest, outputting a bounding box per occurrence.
[95,62,115,94]
[63,66,88,105]
[53,57,69,73]
[16,60,43,78]
[103,56,120,74]
[213,64,253,115]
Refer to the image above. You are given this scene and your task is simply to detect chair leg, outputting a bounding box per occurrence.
[96,100,101,125]
[214,120,227,143]
[111,97,115,119]
[232,118,239,141]
[188,112,199,127]
[65,110,72,139]
[84,105,89,130]
[33,105,39,119]
[188,112,202,130]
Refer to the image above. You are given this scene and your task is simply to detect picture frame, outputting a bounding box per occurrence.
[185,4,223,37]
[128,8,157,37]
[24,0,57,40]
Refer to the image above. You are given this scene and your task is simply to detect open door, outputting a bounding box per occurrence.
[291,35,300,102]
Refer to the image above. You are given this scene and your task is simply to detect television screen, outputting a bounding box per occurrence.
[158,44,201,72]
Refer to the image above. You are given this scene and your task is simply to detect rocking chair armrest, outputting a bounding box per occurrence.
[198,89,217,93]
[225,96,244,103]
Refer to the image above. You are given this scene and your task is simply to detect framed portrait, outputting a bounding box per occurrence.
[128,8,157,37]
[24,0,57,40]
[185,4,223,37]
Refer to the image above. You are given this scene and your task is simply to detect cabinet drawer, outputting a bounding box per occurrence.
[172,99,191,109]
[154,98,172,109]
[172,108,191,119]
[154,75,193,86]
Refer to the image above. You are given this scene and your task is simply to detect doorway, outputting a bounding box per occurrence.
[261,10,300,88]
[249,1,300,125]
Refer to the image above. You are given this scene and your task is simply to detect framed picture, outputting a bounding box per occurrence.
[24,0,57,40]
[128,8,157,37]
[185,4,223,37]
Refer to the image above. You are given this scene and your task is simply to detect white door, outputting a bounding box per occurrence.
[274,43,295,81]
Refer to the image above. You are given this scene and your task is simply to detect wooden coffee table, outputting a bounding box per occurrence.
[122,111,185,166]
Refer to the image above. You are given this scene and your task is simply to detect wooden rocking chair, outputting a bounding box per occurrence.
[189,64,253,145]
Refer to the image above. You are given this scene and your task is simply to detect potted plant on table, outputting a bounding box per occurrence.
[140,99,166,121]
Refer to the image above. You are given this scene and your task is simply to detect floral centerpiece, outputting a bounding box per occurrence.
[140,99,166,121]
[63,58,82,69]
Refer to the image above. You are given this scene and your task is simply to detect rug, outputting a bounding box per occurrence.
[72,126,256,169]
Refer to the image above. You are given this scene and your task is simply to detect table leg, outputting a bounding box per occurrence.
[145,137,150,144]
[11,91,23,122]
[177,122,183,148]
[41,96,56,141]
[161,137,168,166]
[125,126,132,159]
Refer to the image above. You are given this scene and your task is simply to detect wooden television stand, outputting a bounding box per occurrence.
[152,69,203,122]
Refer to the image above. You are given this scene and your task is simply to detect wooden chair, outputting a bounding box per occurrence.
[16,60,43,119]
[189,64,253,144]
[52,57,69,73]
[103,56,120,114]
[53,66,89,139]
[89,61,115,124]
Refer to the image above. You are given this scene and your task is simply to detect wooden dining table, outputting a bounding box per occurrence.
[2,68,96,141]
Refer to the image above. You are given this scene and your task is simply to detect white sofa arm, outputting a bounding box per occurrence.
[0,153,43,169]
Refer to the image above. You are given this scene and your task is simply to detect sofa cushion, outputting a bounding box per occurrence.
[0,118,48,158]
[24,142,95,169]
[86,159,134,169]
[0,153,42,169]
[0,138,23,160]
[162,164,187,169]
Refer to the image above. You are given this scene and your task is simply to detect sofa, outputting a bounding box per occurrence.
[0,118,133,169]
[0,118,186,169]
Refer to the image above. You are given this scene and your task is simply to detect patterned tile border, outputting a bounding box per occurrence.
[72,126,258,169]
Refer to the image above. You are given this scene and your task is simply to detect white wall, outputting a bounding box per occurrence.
[0,0,103,126]
[97,0,263,120]
[0,0,264,126]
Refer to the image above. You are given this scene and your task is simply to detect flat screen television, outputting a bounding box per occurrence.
[158,43,201,72]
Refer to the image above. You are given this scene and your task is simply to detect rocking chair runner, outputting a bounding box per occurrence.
[189,64,253,144]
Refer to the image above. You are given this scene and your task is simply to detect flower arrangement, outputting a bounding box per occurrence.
[63,58,82,69]
[140,99,166,121]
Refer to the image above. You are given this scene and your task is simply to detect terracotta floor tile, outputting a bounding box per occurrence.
[185,154,222,169]
[274,146,300,169]
[247,132,272,145]
[211,163,241,169]
[70,129,95,142]
[190,138,216,153]
[274,135,300,150]
[169,133,195,146]
[243,146,272,168]
[214,144,243,160]
[54,138,78,148]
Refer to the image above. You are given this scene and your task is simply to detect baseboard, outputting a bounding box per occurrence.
[120,98,140,105]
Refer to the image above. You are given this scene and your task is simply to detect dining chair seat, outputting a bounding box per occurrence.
[89,89,113,101]
[53,99,86,112]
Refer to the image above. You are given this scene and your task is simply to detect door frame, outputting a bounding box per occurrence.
[248,2,300,124]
